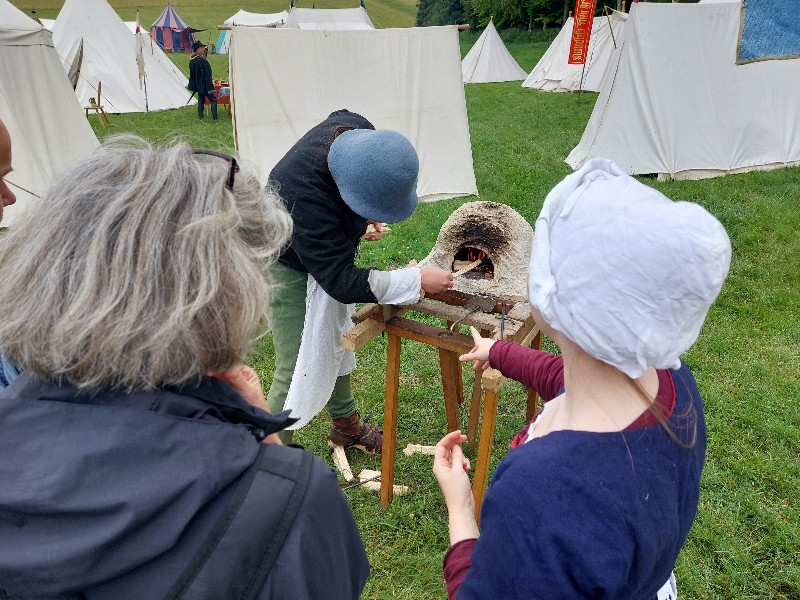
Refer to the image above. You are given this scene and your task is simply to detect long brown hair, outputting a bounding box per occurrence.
[630,373,698,449]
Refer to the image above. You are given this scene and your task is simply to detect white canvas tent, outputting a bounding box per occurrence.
[230,26,477,201]
[43,19,188,86]
[523,10,627,92]
[462,20,527,83]
[283,7,374,30]
[52,0,190,113]
[567,2,800,179]
[0,0,99,226]
[215,10,288,54]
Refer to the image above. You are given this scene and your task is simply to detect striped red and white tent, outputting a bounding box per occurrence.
[150,3,200,53]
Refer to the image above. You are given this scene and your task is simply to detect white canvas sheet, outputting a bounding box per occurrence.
[296,22,373,30]
[523,11,627,92]
[228,9,288,27]
[216,10,288,54]
[0,0,99,226]
[284,7,374,29]
[53,0,190,113]
[567,3,800,179]
[230,26,477,201]
[462,20,527,83]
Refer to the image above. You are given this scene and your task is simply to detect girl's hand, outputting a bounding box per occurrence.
[459,326,496,372]
[433,430,479,544]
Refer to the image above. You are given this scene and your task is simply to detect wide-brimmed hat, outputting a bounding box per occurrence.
[528,158,731,378]
[191,40,205,52]
[327,129,419,224]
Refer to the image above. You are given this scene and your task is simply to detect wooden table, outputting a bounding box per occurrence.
[344,290,541,521]
[206,81,231,115]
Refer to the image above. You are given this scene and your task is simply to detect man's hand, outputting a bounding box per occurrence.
[362,221,391,242]
[420,267,454,294]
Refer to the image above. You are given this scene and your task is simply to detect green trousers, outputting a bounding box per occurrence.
[266,262,357,444]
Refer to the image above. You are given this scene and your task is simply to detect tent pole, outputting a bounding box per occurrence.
[578,61,587,96]
[605,6,617,49]
[144,74,149,113]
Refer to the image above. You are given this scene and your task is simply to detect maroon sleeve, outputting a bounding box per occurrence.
[488,341,565,402]
[443,538,477,599]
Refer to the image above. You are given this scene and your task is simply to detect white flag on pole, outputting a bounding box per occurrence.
[135,9,146,88]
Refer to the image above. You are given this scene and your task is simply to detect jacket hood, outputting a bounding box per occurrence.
[0,375,293,596]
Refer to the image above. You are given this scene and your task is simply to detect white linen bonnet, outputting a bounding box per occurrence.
[528,159,732,378]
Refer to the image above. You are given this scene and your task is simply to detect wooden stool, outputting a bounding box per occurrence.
[344,291,541,521]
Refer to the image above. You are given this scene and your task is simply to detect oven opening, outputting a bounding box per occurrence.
[453,246,494,280]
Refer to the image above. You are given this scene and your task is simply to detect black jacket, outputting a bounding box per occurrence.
[0,375,369,599]
[269,109,378,305]
[187,54,213,94]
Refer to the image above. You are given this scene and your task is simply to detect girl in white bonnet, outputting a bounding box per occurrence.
[433,159,732,599]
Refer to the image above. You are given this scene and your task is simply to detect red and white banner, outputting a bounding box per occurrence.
[568,0,598,64]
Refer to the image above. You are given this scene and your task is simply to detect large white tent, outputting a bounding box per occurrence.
[230,26,477,201]
[523,10,627,92]
[462,20,527,83]
[0,0,99,226]
[566,2,800,179]
[42,17,187,89]
[283,7,374,30]
[52,0,190,113]
[215,10,288,54]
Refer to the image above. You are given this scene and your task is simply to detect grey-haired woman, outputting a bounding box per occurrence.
[0,138,369,599]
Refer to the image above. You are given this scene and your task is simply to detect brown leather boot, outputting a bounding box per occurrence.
[329,412,383,454]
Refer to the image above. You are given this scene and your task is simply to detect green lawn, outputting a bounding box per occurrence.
[12,1,800,597]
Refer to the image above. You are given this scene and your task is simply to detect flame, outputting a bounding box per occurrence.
[456,247,493,277]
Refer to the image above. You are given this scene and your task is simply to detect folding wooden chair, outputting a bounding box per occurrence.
[84,82,110,127]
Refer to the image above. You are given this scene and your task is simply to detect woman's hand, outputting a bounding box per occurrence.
[433,430,479,544]
[210,364,282,445]
[420,267,454,294]
[459,326,496,372]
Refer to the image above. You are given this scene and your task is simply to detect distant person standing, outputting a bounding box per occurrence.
[188,41,217,121]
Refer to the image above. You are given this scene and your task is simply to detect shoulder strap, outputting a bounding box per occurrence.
[166,444,314,600]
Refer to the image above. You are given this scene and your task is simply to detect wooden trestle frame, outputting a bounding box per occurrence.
[343,289,541,521]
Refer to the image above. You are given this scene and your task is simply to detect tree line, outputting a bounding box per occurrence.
[416,0,691,32]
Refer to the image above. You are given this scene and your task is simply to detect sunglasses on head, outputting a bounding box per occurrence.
[192,149,240,191]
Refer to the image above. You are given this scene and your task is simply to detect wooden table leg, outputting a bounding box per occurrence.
[472,387,498,523]
[467,327,492,448]
[381,333,402,507]
[444,320,464,405]
[525,330,543,421]
[466,369,482,449]
[439,348,461,434]
[455,361,464,405]
[472,368,502,522]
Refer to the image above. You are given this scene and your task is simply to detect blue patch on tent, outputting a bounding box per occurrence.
[738,0,800,64]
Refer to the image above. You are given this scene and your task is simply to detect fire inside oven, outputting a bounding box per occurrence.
[453,246,494,280]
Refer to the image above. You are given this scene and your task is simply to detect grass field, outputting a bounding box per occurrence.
[10,1,800,597]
